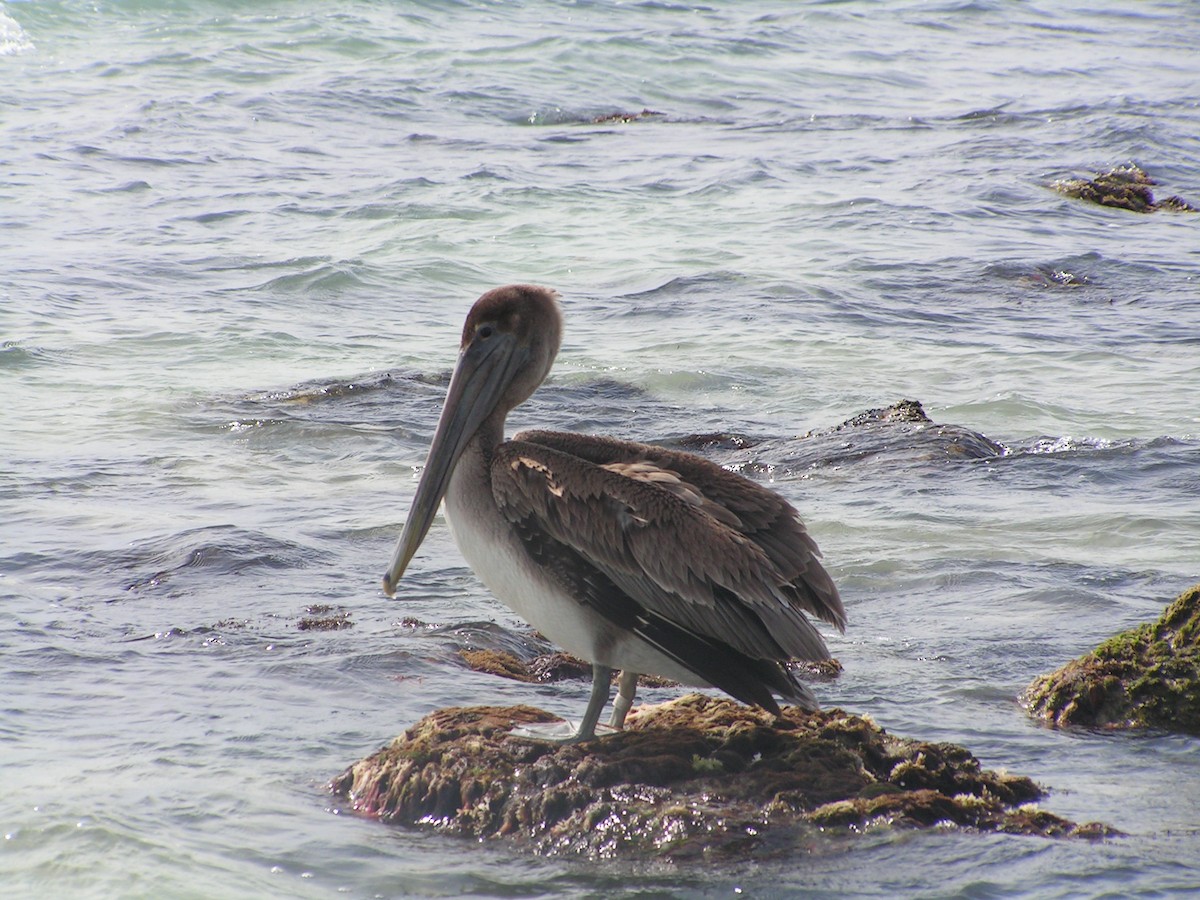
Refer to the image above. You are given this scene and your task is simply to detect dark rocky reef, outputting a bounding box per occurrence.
[801,398,1007,460]
[670,399,1006,474]
[331,695,1113,858]
[1051,164,1198,213]
[1024,582,1200,733]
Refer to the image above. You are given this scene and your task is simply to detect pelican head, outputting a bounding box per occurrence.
[382,285,563,595]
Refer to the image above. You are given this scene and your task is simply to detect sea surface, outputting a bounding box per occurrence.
[2,0,1199,896]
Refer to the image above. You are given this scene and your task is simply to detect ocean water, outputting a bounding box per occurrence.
[2,0,1199,896]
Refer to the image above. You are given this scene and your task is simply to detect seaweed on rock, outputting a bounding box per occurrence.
[331,695,1114,859]
[1051,164,1198,213]
[1024,582,1200,734]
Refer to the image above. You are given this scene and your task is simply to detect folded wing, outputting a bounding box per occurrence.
[491,430,845,674]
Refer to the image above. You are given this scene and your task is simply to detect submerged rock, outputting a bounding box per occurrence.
[459,647,688,688]
[459,642,836,688]
[767,399,1006,471]
[667,399,1006,475]
[459,648,537,682]
[331,695,1113,858]
[591,108,664,125]
[1024,582,1200,733]
[1051,164,1198,213]
[298,604,354,631]
[805,399,1007,461]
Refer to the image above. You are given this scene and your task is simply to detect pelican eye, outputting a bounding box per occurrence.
[477,323,495,339]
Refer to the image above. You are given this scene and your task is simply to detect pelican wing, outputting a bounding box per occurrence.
[512,430,845,631]
[492,432,841,664]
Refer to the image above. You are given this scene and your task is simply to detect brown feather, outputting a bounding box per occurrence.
[493,433,843,662]
[511,429,846,632]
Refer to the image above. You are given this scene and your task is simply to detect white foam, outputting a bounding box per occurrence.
[0,11,33,56]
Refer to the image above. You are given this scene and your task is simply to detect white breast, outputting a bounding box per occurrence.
[441,445,705,685]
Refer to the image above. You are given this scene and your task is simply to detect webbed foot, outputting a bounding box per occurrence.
[509,719,618,744]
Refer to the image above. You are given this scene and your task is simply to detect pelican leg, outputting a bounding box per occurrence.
[509,663,616,743]
[569,663,615,742]
[609,670,639,729]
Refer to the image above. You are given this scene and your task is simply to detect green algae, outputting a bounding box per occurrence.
[1024,582,1200,734]
[331,695,1113,859]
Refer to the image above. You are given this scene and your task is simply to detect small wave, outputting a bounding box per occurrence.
[95,180,153,194]
[251,260,372,296]
[187,209,253,225]
[244,371,425,407]
[1020,435,1120,456]
[620,271,749,304]
[111,525,325,597]
[205,370,444,435]
[0,341,62,370]
[998,436,1200,498]
[983,255,1103,289]
[425,619,555,661]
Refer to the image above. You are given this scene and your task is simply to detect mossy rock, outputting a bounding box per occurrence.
[1051,164,1198,213]
[1024,582,1200,733]
[331,694,1113,858]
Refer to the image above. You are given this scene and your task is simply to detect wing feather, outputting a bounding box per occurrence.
[514,429,846,631]
[494,433,841,662]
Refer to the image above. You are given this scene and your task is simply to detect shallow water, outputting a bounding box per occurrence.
[3,1,1199,896]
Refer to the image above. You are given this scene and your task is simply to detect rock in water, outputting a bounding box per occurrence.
[1051,164,1199,213]
[1024,582,1200,733]
[331,695,1113,858]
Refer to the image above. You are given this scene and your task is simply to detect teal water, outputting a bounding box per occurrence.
[2,1,1199,896]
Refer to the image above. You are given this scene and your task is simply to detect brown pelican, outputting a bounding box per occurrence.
[383,285,845,742]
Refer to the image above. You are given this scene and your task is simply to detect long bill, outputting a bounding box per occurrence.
[381,330,525,596]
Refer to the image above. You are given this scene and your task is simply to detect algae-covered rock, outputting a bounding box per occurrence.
[459,648,536,682]
[1024,582,1200,733]
[297,604,354,631]
[331,694,1112,858]
[1051,164,1198,213]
